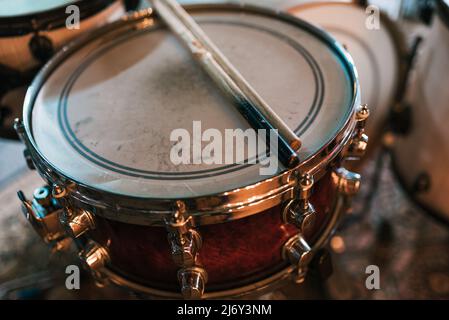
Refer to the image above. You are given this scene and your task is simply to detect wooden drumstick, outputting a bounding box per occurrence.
[160,0,302,152]
[151,0,301,168]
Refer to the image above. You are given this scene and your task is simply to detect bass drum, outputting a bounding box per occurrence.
[289,1,407,153]
[16,5,366,299]
[392,0,449,225]
[0,0,126,140]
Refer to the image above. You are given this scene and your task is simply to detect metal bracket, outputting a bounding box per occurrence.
[54,184,96,239]
[61,208,96,239]
[347,104,370,159]
[281,173,317,283]
[17,186,70,251]
[282,173,316,233]
[332,168,361,197]
[282,165,362,284]
[165,200,207,299]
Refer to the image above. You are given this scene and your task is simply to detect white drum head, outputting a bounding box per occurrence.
[290,2,402,138]
[30,8,356,198]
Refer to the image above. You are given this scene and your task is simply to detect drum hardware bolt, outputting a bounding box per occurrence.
[282,173,316,233]
[282,234,313,284]
[298,173,313,201]
[79,241,110,275]
[348,133,368,159]
[332,168,361,196]
[356,104,370,123]
[52,184,69,207]
[165,200,203,267]
[178,266,208,300]
[33,186,52,207]
[166,201,207,298]
[13,118,24,136]
[51,184,74,219]
[61,209,96,239]
[52,184,95,239]
[347,104,370,159]
[282,199,316,234]
[281,173,316,281]
[17,188,68,250]
[168,229,202,267]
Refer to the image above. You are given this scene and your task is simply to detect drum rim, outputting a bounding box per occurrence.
[20,4,360,223]
[288,0,409,114]
[0,0,118,37]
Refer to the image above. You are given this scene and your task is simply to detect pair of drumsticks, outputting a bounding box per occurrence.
[151,0,301,168]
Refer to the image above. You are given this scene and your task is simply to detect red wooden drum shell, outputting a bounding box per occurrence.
[89,172,336,292]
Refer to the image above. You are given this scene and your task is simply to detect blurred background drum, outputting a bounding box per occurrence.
[0,0,128,140]
[288,1,407,153]
[392,0,449,225]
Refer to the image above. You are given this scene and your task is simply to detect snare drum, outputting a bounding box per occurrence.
[392,0,449,225]
[16,5,368,299]
[0,0,126,140]
[289,1,407,150]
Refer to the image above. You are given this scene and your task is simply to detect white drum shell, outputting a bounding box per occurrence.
[289,2,405,146]
[393,7,449,221]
